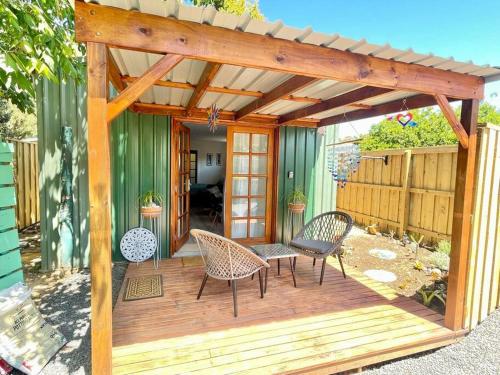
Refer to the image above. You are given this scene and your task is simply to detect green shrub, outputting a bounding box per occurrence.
[430,251,450,271]
[436,240,451,255]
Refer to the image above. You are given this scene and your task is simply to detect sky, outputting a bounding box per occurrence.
[259,0,500,137]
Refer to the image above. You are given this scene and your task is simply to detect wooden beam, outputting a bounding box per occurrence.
[131,102,318,127]
[87,42,112,374]
[107,49,126,92]
[236,76,318,120]
[279,86,391,124]
[75,1,484,100]
[186,62,221,112]
[107,54,183,122]
[282,95,322,104]
[434,94,469,149]
[445,99,479,331]
[319,94,461,127]
[207,86,262,97]
[122,75,195,90]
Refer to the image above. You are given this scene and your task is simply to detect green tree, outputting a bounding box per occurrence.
[359,102,500,151]
[0,0,83,113]
[0,99,37,140]
[192,0,264,19]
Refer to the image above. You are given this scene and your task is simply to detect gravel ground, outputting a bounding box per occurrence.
[364,309,500,375]
[14,263,128,375]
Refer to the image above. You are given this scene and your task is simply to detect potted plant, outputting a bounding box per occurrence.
[138,191,164,218]
[288,188,307,214]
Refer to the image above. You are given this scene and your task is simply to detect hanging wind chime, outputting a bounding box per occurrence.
[386,98,418,127]
[207,103,220,133]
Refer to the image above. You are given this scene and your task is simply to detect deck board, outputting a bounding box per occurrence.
[112,256,461,374]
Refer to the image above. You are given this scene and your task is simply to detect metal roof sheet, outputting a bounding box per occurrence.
[90,0,500,116]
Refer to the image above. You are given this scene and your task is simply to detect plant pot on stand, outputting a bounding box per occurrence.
[286,188,307,245]
[138,191,164,269]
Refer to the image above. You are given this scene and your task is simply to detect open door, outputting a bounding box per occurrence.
[225,126,274,244]
[171,121,191,253]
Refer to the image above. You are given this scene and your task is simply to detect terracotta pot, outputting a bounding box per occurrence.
[288,203,306,214]
[140,206,162,218]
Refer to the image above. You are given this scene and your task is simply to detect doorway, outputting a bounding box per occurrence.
[171,122,275,256]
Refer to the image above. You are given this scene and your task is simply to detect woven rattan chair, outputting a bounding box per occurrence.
[191,229,270,317]
[290,211,353,285]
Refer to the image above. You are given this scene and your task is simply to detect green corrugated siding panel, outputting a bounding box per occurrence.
[110,112,171,261]
[0,250,22,275]
[37,77,172,269]
[314,126,338,214]
[276,127,319,242]
[0,165,14,184]
[0,271,24,290]
[37,73,90,270]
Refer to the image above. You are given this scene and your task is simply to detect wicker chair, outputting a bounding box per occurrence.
[290,211,353,285]
[190,229,270,317]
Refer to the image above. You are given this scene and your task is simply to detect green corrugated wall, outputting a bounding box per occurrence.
[275,125,338,242]
[37,77,171,269]
[110,111,171,261]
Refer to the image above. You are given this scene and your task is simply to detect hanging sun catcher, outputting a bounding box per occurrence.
[386,98,418,128]
[327,143,362,188]
[207,103,220,133]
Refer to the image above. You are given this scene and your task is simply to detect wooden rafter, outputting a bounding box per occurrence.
[318,94,461,127]
[186,62,222,112]
[75,1,484,100]
[434,94,469,149]
[107,54,183,122]
[131,102,319,127]
[236,76,318,120]
[279,86,392,124]
[122,75,195,90]
[107,49,126,92]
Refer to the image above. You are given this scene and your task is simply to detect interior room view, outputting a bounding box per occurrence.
[173,124,227,257]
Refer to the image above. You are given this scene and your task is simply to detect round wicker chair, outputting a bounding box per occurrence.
[290,211,353,285]
[190,229,270,317]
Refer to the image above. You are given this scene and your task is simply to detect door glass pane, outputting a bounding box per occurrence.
[233,133,250,152]
[251,177,266,195]
[251,134,268,153]
[233,155,249,174]
[251,155,266,174]
[232,177,248,196]
[232,198,248,217]
[232,219,248,239]
[249,219,265,237]
[250,198,265,217]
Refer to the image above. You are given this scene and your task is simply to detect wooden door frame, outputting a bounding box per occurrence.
[224,125,276,245]
[169,119,191,254]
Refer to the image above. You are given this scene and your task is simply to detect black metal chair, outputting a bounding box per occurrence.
[290,211,353,285]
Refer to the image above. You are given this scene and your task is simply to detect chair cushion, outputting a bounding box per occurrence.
[290,238,333,254]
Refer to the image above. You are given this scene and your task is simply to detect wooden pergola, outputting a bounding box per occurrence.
[75,1,486,372]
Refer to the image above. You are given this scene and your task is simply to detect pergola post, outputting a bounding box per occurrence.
[87,42,113,373]
[445,99,479,330]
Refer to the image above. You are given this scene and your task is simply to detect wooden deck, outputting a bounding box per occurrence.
[112,256,463,374]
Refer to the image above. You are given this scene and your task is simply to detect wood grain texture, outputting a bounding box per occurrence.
[279,86,391,124]
[186,62,221,112]
[87,42,112,374]
[434,94,469,149]
[107,49,126,92]
[445,99,479,331]
[75,2,484,100]
[111,257,459,374]
[107,54,183,122]
[236,76,318,120]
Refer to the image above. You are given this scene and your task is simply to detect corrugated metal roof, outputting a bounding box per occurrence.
[89,0,500,116]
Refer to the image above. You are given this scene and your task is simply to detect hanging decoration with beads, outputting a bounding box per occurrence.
[327,143,361,188]
[207,103,220,133]
[386,98,418,127]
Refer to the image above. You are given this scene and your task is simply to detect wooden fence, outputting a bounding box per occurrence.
[11,140,40,229]
[336,144,457,242]
[464,124,500,329]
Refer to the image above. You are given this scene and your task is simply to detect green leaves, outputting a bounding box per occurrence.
[0,0,84,113]
[359,103,500,151]
[192,0,264,20]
